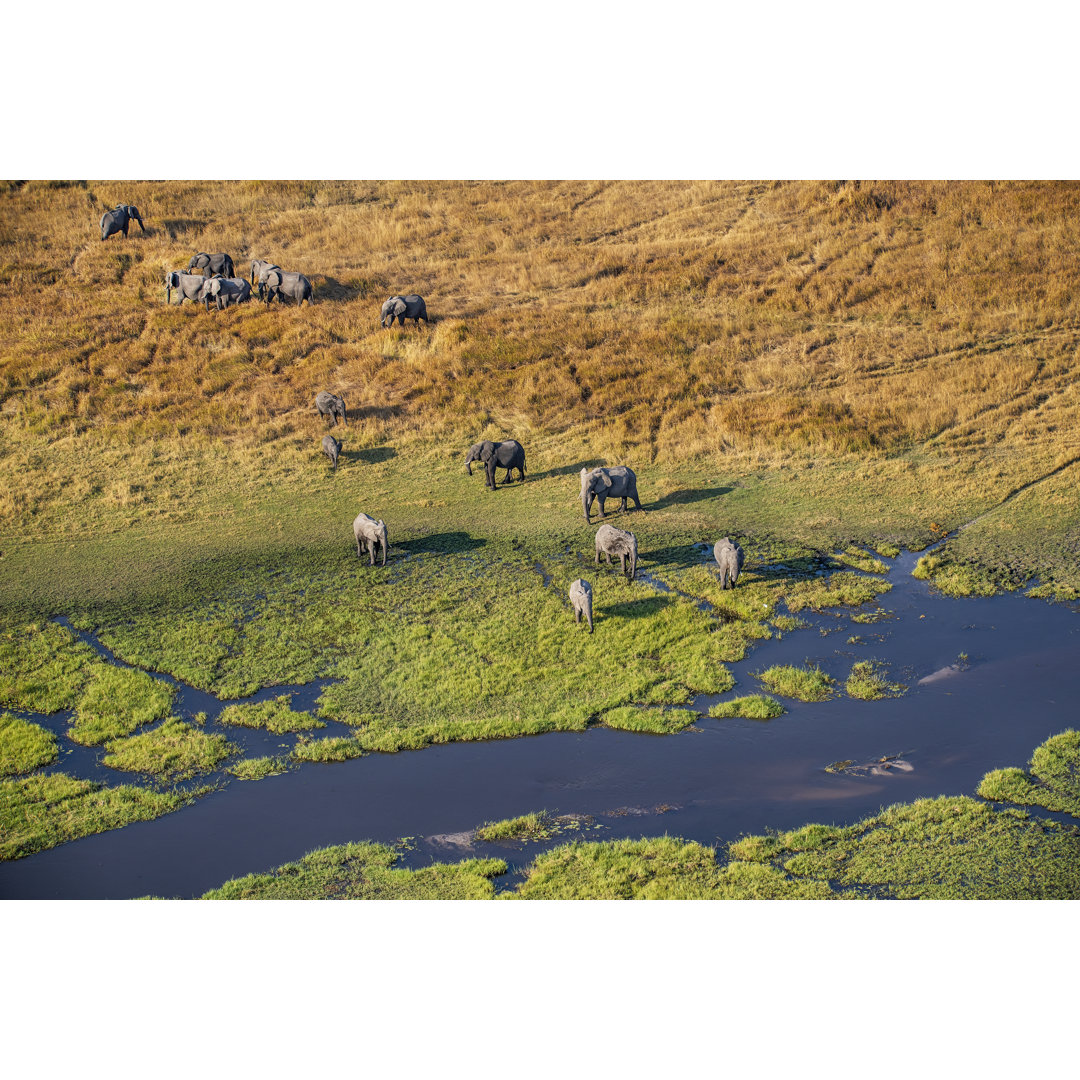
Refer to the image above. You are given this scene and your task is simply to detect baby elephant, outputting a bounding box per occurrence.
[315,391,347,425]
[322,435,341,469]
[569,579,594,633]
[713,537,744,589]
[353,512,388,566]
[596,523,638,581]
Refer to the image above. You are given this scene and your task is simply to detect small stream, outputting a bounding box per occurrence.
[2,549,1079,899]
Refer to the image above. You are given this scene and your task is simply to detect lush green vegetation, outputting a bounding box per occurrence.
[70,666,174,746]
[0,773,192,860]
[845,661,907,700]
[202,841,507,899]
[218,695,325,734]
[977,730,1080,817]
[475,812,556,843]
[601,706,699,735]
[0,621,101,713]
[227,756,291,781]
[0,713,58,776]
[103,717,236,781]
[291,734,366,763]
[708,695,786,720]
[756,663,836,702]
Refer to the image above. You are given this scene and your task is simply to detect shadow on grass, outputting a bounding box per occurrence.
[602,595,673,620]
[649,486,732,511]
[398,532,487,554]
[532,460,607,480]
[160,219,206,239]
[348,446,396,465]
[643,544,708,570]
[316,276,369,303]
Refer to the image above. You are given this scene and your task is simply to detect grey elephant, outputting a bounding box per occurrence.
[595,523,638,580]
[315,391,347,425]
[353,512,388,565]
[580,466,642,524]
[189,252,235,278]
[380,294,428,328]
[713,537,744,589]
[197,276,252,311]
[100,204,145,241]
[322,435,342,469]
[261,268,314,306]
[569,578,594,633]
[250,259,280,298]
[165,270,206,305]
[464,439,526,490]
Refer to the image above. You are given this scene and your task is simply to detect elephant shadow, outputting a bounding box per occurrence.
[347,446,396,465]
[316,276,367,302]
[532,459,608,481]
[649,486,733,511]
[160,218,206,240]
[642,544,708,570]
[349,404,403,423]
[398,532,487,554]
[601,595,673,620]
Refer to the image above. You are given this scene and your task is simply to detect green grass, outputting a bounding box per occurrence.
[600,707,699,734]
[227,756,291,781]
[103,717,236,781]
[756,663,836,702]
[475,812,556,843]
[835,547,889,574]
[0,713,58,776]
[70,666,174,746]
[977,729,1080,817]
[291,735,365,763]
[912,553,1013,597]
[0,773,192,860]
[780,572,892,613]
[708,695,786,720]
[217,695,325,734]
[202,841,507,899]
[0,621,102,713]
[845,661,907,700]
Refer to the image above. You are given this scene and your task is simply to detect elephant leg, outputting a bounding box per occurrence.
[632,492,643,510]
[606,552,612,565]
[574,608,581,624]
[620,497,627,511]
[503,469,513,483]
[597,497,606,519]
[356,538,362,557]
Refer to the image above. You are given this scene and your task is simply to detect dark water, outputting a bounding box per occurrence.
[3,550,1078,898]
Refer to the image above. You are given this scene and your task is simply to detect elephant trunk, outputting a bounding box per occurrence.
[465,460,473,476]
[629,545,637,581]
[165,283,171,304]
[582,491,591,522]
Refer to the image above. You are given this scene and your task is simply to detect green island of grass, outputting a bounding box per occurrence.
[709,694,786,720]
[475,811,556,843]
[0,713,58,776]
[601,706,699,734]
[103,717,236,781]
[218,695,325,734]
[228,756,291,781]
[977,729,1080,817]
[845,661,907,700]
[70,666,174,746]
[756,663,836,702]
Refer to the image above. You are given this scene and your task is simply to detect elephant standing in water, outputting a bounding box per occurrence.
[464,439,526,490]
[713,537,744,589]
[165,271,206,305]
[580,466,642,523]
[569,579,594,632]
[189,252,235,278]
[316,391,347,425]
[322,435,341,469]
[353,512,388,565]
[100,205,145,240]
[381,294,428,327]
[595,524,637,581]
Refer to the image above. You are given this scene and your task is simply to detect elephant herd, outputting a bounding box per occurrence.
[163,256,313,312]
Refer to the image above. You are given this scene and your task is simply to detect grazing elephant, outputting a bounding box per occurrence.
[315,391,347,425]
[250,259,280,298]
[189,252,235,278]
[569,578,594,633]
[464,439,526,490]
[713,537,744,589]
[262,268,314,306]
[595,523,637,581]
[197,276,252,311]
[353,512,388,566]
[580,466,642,524]
[322,435,342,469]
[100,204,145,241]
[165,270,206,305]
[380,294,428,328]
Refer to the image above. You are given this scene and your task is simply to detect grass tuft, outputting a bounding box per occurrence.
[0,713,58,776]
[709,694,786,720]
[756,663,835,702]
[845,660,907,700]
[475,811,555,843]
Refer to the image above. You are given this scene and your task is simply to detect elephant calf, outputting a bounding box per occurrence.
[353,512,388,566]
[595,524,638,581]
[322,435,342,469]
[316,391,347,425]
[165,271,206,305]
[580,466,642,523]
[713,537,744,589]
[100,204,145,241]
[464,439,526,490]
[190,252,235,278]
[569,579,594,633]
[381,294,428,328]
[197,277,252,311]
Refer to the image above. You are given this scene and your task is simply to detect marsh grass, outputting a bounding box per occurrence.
[912,553,1012,597]
[834,547,889,574]
[218,695,325,734]
[0,772,190,860]
[291,735,365,763]
[0,621,101,713]
[845,661,907,700]
[70,666,174,746]
[475,811,555,843]
[0,713,58,776]
[708,695,786,720]
[756,663,836,702]
[779,572,892,613]
[601,707,699,734]
[977,729,1080,817]
[227,756,290,781]
[103,717,236,781]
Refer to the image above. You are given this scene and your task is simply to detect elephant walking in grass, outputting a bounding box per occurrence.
[595,524,637,581]
[189,252,235,278]
[569,579,594,632]
[165,271,206,305]
[713,537,744,589]
[322,435,341,469]
[100,204,145,240]
[464,439,526,490]
[381,294,428,328]
[580,466,642,523]
[197,277,251,311]
[353,512,388,565]
[316,391,347,425]
[262,268,314,306]
[250,259,280,299]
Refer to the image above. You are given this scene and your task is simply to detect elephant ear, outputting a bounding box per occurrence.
[599,471,613,489]
[392,298,407,315]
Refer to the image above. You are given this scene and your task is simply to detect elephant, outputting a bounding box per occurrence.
[165,270,206,305]
[569,578,594,633]
[189,252,235,278]
[713,537,744,589]
[322,435,342,469]
[380,294,428,328]
[250,259,280,299]
[580,466,642,523]
[261,268,314,306]
[197,276,252,311]
[464,439,526,490]
[595,524,638,581]
[100,204,145,241]
[315,391,347,425]
[353,512,388,566]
